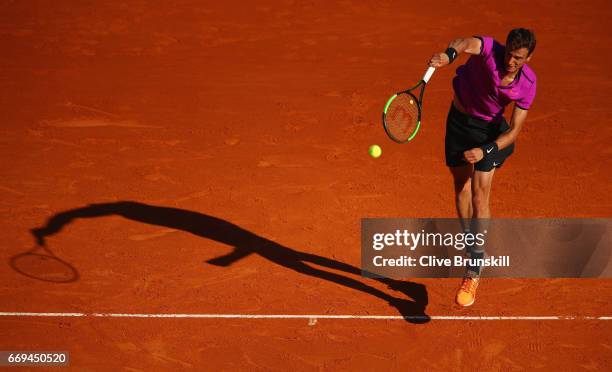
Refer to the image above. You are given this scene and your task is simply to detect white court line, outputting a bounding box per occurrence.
[0,312,610,320]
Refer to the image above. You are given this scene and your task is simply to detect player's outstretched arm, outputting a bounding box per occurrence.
[428,37,482,68]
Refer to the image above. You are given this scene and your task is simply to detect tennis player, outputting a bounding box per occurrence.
[428,28,537,306]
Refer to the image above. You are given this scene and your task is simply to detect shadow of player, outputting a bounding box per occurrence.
[29,201,430,324]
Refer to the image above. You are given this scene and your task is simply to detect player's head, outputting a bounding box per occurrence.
[504,28,536,73]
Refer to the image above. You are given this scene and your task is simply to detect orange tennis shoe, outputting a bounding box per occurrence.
[455,277,480,307]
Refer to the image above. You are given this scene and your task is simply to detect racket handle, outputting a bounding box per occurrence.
[422,67,436,84]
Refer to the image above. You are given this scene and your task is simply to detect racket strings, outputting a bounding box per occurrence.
[386,94,419,141]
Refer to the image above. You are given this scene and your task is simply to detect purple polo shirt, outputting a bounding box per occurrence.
[453,36,537,122]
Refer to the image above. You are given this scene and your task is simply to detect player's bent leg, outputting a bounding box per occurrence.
[455,168,495,307]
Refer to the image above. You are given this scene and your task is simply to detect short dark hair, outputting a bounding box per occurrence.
[506,28,536,55]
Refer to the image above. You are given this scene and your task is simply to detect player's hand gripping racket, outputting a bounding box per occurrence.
[383,67,436,143]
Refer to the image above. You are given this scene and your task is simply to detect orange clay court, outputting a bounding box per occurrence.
[1,1,611,370]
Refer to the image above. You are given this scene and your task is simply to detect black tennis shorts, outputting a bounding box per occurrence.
[445,103,514,172]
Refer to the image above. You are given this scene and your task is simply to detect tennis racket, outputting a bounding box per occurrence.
[382,66,436,143]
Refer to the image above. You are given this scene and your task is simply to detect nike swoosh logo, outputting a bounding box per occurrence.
[487,147,494,154]
[493,162,499,166]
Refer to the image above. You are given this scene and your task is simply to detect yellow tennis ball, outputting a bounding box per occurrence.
[369,144,382,158]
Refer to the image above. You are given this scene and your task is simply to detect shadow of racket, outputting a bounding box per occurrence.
[9,231,79,283]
